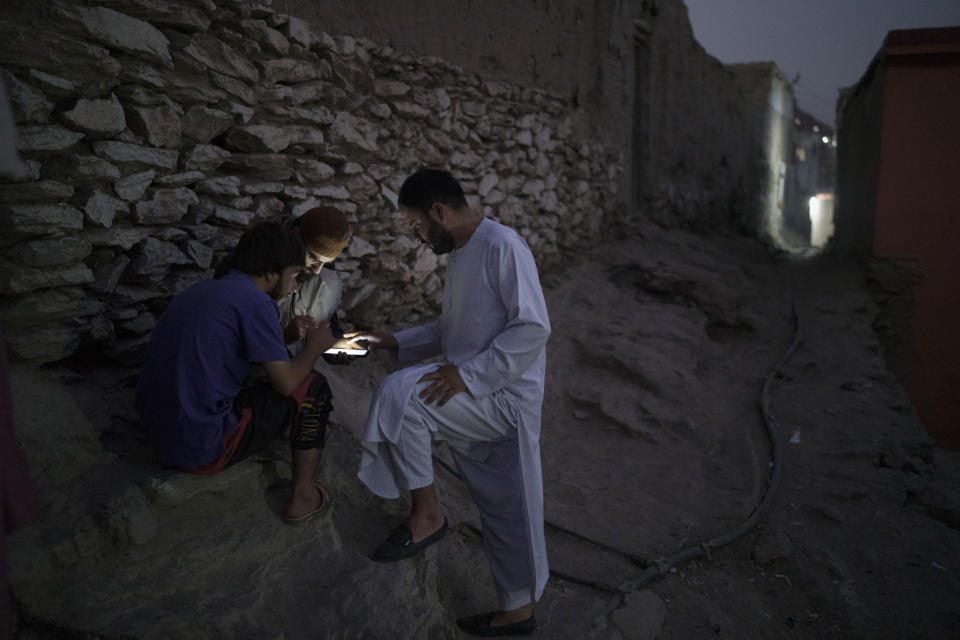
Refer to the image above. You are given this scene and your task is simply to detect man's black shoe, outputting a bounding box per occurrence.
[456,612,536,637]
[373,519,447,561]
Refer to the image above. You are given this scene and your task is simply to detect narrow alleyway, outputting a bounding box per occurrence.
[8,226,960,639]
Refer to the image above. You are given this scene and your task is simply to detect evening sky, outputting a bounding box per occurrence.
[683,0,960,125]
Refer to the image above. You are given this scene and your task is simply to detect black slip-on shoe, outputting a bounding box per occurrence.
[373,518,448,561]
[456,612,537,637]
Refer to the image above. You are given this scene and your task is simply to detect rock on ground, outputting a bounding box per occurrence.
[7,227,960,639]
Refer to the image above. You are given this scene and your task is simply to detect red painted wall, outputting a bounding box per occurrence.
[871,34,960,448]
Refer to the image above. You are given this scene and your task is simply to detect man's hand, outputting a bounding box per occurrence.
[322,338,357,366]
[285,315,318,344]
[264,322,334,397]
[343,330,397,352]
[304,322,336,353]
[322,352,351,365]
[418,364,468,407]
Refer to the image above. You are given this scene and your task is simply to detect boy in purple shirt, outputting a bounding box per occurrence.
[137,222,335,523]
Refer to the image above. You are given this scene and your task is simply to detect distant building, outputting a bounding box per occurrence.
[835,26,960,448]
[785,109,835,248]
[727,62,797,247]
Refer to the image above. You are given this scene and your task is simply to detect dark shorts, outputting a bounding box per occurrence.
[189,373,332,475]
[228,381,297,464]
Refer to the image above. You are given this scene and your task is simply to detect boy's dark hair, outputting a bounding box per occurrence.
[232,221,305,277]
[397,168,468,213]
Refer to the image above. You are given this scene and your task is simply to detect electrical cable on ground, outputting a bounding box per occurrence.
[618,298,803,592]
[433,298,804,596]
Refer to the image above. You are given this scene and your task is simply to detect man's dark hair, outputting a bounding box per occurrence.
[232,221,305,277]
[398,168,468,213]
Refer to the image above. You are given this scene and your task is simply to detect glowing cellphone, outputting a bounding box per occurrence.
[323,347,369,357]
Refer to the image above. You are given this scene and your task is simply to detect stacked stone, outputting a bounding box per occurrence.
[0,0,620,365]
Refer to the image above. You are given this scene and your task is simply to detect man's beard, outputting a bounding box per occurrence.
[269,277,290,301]
[425,218,456,255]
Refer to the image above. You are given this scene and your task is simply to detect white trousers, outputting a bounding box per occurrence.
[358,364,536,610]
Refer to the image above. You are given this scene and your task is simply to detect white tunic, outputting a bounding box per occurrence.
[357,217,551,606]
[280,267,342,326]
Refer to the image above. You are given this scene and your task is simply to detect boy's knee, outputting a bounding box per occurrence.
[292,376,332,450]
[292,406,327,450]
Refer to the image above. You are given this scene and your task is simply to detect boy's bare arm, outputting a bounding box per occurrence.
[263,323,335,396]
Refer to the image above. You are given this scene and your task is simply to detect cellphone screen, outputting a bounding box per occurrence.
[323,347,369,357]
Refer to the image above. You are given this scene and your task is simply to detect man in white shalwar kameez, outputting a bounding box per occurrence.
[347,168,550,637]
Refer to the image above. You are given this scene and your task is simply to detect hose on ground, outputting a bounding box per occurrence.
[434,297,804,596]
[620,298,802,592]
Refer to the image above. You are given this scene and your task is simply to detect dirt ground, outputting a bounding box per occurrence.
[7,224,960,639]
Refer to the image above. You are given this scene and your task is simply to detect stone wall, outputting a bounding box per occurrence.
[283,0,644,210]
[0,0,620,364]
[282,0,791,237]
